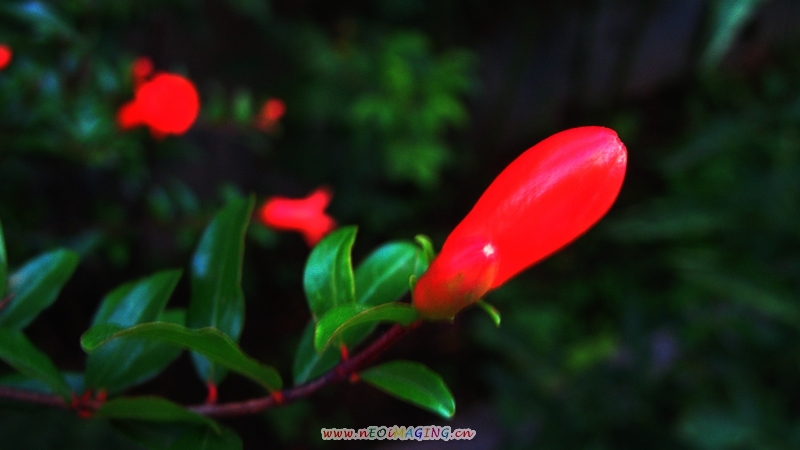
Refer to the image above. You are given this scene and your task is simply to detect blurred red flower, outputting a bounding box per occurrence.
[117,71,200,137]
[255,98,286,131]
[258,188,336,247]
[131,57,154,88]
[0,44,12,70]
[412,126,628,320]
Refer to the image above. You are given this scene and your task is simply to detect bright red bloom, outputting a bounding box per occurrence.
[412,126,628,320]
[0,44,12,70]
[117,72,200,136]
[256,98,286,131]
[136,73,200,135]
[258,188,336,247]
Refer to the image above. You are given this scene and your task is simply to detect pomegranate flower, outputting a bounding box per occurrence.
[131,57,154,88]
[412,126,628,320]
[255,98,286,132]
[258,188,336,247]
[0,44,12,70]
[117,71,200,137]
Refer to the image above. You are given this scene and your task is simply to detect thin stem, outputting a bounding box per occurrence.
[0,385,69,409]
[0,320,421,418]
[188,321,420,417]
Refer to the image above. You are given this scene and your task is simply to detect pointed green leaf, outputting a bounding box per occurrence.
[414,234,435,269]
[0,327,72,402]
[314,303,418,352]
[292,321,340,385]
[168,425,242,450]
[92,270,183,327]
[354,241,420,307]
[360,360,455,419]
[187,196,254,385]
[0,2,79,40]
[86,307,186,394]
[475,300,501,327]
[0,249,79,330]
[701,0,767,70]
[0,371,83,396]
[95,397,219,433]
[81,322,282,392]
[0,221,7,297]
[303,227,357,318]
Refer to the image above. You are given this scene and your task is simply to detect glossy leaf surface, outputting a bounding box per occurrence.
[303,226,356,318]
[0,327,72,402]
[314,303,418,352]
[360,360,455,419]
[95,397,219,432]
[187,196,253,384]
[82,322,282,392]
[0,249,79,330]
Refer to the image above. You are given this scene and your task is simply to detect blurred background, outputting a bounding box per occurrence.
[2,0,800,448]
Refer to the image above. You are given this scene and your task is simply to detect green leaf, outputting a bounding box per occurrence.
[0,221,7,297]
[292,321,340,385]
[0,249,79,330]
[354,241,420,307]
[95,397,219,433]
[360,360,455,419]
[81,322,282,392]
[0,327,72,402]
[314,303,418,352]
[92,270,182,327]
[0,1,78,40]
[303,226,357,318]
[187,196,254,385]
[86,307,186,394]
[701,0,767,70]
[414,234,435,270]
[168,425,242,450]
[475,300,501,327]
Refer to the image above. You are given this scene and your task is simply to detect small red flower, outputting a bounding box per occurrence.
[412,126,628,320]
[0,44,12,70]
[117,72,200,137]
[256,98,286,132]
[131,57,154,88]
[258,187,337,247]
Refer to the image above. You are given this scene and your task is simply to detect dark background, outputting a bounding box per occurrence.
[2,0,800,448]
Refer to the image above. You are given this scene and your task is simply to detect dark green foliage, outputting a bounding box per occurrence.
[2,0,800,448]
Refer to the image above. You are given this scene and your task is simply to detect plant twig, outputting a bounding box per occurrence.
[188,320,421,417]
[0,385,69,409]
[0,320,421,418]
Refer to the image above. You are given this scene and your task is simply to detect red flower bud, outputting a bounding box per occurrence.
[131,57,154,88]
[0,44,12,70]
[258,187,337,247]
[413,126,627,320]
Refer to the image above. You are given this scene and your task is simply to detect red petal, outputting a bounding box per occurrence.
[446,126,626,288]
[116,100,143,129]
[413,126,627,319]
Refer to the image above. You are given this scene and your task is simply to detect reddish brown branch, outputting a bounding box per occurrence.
[188,321,420,417]
[0,385,69,409]
[0,320,421,418]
